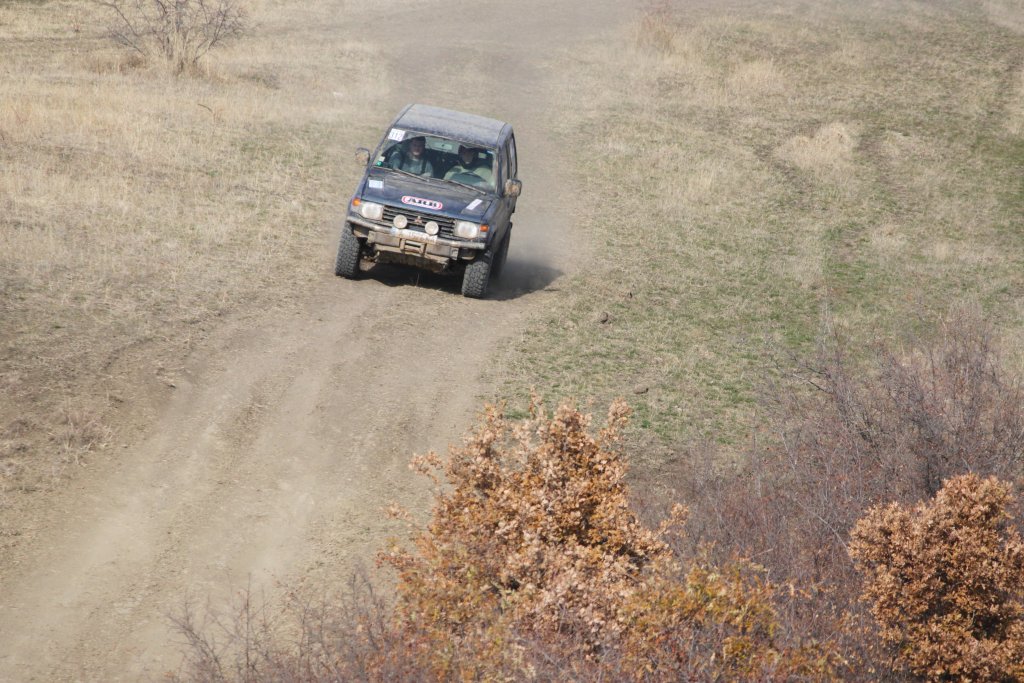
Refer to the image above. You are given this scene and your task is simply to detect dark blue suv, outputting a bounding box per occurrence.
[336,104,522,298]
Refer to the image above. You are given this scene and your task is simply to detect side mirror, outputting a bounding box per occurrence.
[355,147,371,166]
[504,178,522,198]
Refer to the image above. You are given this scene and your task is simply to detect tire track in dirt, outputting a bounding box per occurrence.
[0,1,630,680]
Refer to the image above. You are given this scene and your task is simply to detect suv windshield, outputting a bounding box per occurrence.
[374,129,497,192]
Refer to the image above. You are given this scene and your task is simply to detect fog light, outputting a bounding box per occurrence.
[393,214,408,229]
[425,221,439,236]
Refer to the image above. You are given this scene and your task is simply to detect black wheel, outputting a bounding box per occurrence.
[334,225,362,279]
[491,231,511,279]
[461,253,492,299]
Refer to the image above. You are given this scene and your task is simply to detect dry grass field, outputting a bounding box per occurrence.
[3,0,1020,541]
[3,0,1021,509]
[4,0,1024,678]
[501,0,1024,453]
[1,0,385,491]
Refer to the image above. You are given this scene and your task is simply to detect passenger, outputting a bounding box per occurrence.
[445,145,492,182]
[389,136,434,176]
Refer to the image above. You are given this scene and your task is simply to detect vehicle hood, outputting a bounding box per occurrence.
[360,170,493,219]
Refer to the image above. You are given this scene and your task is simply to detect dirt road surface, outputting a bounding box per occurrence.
[0,1,629,680]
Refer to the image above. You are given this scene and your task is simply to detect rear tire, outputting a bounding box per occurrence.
[334,225,362,279]
[461,253,492,299]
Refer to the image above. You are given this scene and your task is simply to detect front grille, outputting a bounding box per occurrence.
[382,205,457,238]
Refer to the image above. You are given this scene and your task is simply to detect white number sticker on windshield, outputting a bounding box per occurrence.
[388,128,406,142]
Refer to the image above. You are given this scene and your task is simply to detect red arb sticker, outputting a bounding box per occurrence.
[401,195,443,211]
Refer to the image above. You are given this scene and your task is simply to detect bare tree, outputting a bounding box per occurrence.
[97,0,248,74]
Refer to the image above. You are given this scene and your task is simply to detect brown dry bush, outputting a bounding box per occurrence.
[663,307,1024,676]
[173,402,839,681]
[850,474,1024,682]
[381,399,838,681]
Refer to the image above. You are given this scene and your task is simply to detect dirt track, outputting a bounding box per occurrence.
[0,1,628,680]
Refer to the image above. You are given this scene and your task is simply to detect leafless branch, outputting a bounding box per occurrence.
[96,0,248,74]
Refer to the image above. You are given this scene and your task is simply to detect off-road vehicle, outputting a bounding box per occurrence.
[335,104,522,298]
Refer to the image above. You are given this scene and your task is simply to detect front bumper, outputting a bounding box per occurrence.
[348,216,485,250]
[347,215,486,268]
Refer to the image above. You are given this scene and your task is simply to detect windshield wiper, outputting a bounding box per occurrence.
[440,177,488,194]
[384,167,435,182]
[383,166,489,194]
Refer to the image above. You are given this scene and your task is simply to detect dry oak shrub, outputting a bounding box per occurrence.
[172,401,839,681]
[381,399,838,681]
[664,308,1024,676]
[850,474,1024,682]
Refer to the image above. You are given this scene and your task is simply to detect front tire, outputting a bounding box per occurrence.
[461,253,492,299]
[334,225,362,279]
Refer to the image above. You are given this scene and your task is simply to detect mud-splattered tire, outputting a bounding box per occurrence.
[461,253,492,299]
[334,225,362,279]
[491,231,511,280]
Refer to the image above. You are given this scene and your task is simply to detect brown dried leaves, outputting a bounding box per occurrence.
[851,474,1024,682]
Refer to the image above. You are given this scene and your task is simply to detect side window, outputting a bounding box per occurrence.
[501,144,511,186]
[508,134,518,178]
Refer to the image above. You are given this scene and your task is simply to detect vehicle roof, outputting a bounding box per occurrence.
[393,104,510,148]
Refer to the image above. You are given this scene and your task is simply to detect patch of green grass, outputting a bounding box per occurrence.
[499,1,1024,452]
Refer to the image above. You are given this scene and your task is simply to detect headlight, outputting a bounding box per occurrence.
[358,201,384,221]
[454,220,480,239]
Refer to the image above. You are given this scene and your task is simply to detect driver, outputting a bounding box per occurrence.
[389,136,434,176]
[445,145,491,182]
